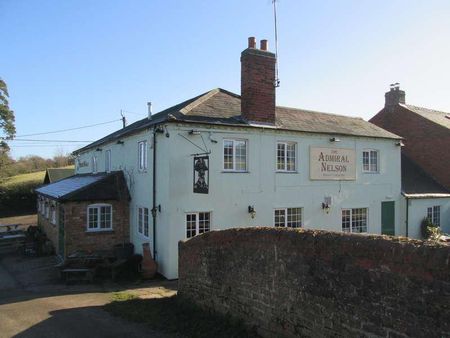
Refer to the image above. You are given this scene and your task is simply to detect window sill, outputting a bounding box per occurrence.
[138,169,148,174]
[276,171,298,174]
[362,171,380,174]
[86,229,114,234]
[221,170,250,174]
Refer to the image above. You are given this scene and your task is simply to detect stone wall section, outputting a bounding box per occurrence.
[179,228,450,338]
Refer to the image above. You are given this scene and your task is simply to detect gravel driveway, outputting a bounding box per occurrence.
[0,255,177,338]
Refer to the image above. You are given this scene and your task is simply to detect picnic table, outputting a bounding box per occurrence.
[58,250,128,283]
[0,223,20,232]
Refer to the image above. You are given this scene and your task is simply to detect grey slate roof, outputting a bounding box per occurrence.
[37,174,107,199]
[74,88,401,154]
[401,154,450,196]
[401,104,450,129]
[36,171,130,201]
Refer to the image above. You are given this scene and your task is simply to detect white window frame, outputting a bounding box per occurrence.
[50,201,57,224]
[427,206,441,226]
[138,141,148,171]
[274,208,303,228]
[45,199,50,219]
[92,155,97,174]
[223,139,248,172]
[105,149,111,173]
[276,141,297,172]
[341,208,368,233]
[137,206,150,238]
[362,149,379,173]
[186,212,211,239]
[87,203,113,232]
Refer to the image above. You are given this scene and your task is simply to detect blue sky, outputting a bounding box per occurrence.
[1,0,450,159]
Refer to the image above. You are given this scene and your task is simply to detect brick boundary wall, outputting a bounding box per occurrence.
[178,228,450,338]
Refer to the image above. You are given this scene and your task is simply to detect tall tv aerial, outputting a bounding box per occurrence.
[273,0,280,87]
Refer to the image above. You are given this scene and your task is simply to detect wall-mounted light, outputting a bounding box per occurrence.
[117,140,124,145]
[396,141,404,147]
[164,126,170,138]
[96,148,102,152]
[248,205,256,219]
[322,196,332,214]
[189,129,201,136]
[330,137,341,142]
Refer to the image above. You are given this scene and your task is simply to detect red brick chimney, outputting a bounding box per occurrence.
[241,37,276,125]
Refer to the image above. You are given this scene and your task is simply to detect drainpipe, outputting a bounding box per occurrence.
[405,196,409,237]
[151,125,164,259]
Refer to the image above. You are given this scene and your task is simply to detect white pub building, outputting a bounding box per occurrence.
[68,38,403,279]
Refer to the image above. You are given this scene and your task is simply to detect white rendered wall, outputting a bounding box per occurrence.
[162,123,403,279]
[406,198,450,239]
[76,122,404,279]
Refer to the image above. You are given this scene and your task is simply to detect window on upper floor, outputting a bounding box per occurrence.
[342,208,368,233]
[427,206,440,226]
[274,207,303,228]
[277,142,296,172]
[91,156,97,173]
[87,204,112,231]
[138,206,149,237]
[362,150,379,173]
[138,141,148,171]
[223,139,247,172]
[105,150,111,173]
[186,212,211,238]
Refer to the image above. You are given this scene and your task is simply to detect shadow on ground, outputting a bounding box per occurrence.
[0,253,177,306]
[13,305,171,338]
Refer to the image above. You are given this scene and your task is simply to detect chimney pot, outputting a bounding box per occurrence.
[260,39,268,51]
[248,37,256,49]
[241,37,276,125]
[385,84,405,108]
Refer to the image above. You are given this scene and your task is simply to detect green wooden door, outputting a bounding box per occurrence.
[381,201,395,236]
[58,205,65,257]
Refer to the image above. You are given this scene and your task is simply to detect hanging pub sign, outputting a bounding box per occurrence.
[310,147,356,180]
[193,156,209,194]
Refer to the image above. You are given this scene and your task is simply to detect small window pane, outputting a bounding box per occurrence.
[138,208,143,234]
[341,209,351,233]
[287,207,301,228]
[274,209,286,227]
[198,212,210,234]
[235,141,247,171]
[277,143,286,170]
[186,214,197,238]
[223,140,234,170]
[286,143,296,171]
[144,208,149,237]
[88,208,98,229]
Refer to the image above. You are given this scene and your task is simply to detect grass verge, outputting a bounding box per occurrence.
[104,292,260,338]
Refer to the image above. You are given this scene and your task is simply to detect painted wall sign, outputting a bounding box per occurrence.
[310,147,356,180]
[193,156,209,194]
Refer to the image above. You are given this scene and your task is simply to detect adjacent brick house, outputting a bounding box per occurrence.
[36,171,130,257]
[370,86,450,237]
[370,86,450,190]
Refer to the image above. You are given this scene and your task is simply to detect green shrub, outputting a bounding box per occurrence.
[420,217,442,241]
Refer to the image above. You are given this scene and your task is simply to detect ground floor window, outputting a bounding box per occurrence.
[87,204,112,231]
[138,207,149,237]
[186,212,211,238]
[274,208,302,228]
[342,208,368,233]
[50,201,57,224]
[427,206,440,226]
